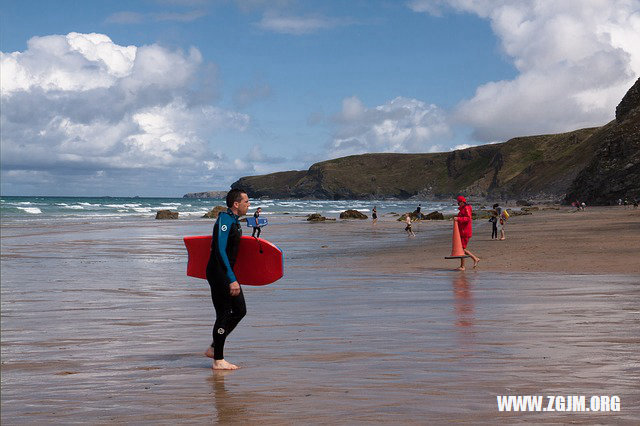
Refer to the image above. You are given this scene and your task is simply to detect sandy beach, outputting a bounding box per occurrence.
[1,205,639,423]
[351,205,640,275]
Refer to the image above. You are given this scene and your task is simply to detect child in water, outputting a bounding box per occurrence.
[405,214,415,237]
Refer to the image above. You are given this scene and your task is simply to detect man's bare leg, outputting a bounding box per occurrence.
[456,258,465,271]
[213,359,239,370]
[204,346,214,358]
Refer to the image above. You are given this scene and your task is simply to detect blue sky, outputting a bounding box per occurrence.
[1,0,638,196]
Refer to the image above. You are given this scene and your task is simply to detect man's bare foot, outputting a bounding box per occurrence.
[213,359,239,370]
[204,347,214,359]
[455,266,465,271]
[473,258,480,269]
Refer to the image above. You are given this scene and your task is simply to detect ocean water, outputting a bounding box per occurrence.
[0,196,456,223]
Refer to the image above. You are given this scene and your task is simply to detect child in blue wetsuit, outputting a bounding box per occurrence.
[252,207,262,238]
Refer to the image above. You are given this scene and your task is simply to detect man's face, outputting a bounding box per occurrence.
[235,193,250,216]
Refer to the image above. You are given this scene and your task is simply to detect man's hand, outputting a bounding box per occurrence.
[230,281,241,296]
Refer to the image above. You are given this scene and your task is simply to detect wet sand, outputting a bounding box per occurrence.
[1,209,639,423]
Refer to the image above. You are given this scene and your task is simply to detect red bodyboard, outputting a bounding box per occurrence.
[183,235,283,286]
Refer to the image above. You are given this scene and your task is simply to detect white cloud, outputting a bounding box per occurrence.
[452,143,475,151]
[410,0,640,141]
[256,12,349,34]
[1,32,249,194]
[328,96,452,157]
[1,33,136,93]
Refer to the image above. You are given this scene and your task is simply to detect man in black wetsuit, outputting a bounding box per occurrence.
[204,188,250,370]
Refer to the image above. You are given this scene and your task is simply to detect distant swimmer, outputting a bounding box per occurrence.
[372,206,378,225]
[204,188,251,370]
[405,213,415,237]
[454,196,480,271]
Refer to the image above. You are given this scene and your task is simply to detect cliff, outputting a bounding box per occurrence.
[232,128,601,201]
[564,78,640,204]
[183,190,228,199]
[230,79,639,203]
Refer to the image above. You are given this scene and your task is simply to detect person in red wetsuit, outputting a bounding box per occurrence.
[454,195,480,271]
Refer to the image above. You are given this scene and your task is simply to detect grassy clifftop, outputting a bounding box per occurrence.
[231,78,639,203]
[232,127,600,200]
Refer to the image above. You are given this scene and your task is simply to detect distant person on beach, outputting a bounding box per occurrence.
[205,188,250,370]
[405,214,415,237]
[372,206,378,225]
[455,196,480,271]
[489,209,498,240]
[493,203,506,240]
[415,204,421,219]
[251,207,262,238]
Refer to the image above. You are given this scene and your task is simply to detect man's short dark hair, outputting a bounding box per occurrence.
[226,188,246,208]
[493,203,499,208]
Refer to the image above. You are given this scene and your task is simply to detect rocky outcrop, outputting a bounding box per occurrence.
[232,171,308,198]
[156,210,178,219]
[183,191,228,199]
[202,206,227,218]
[616,78,640,121]
[565,78,640,204]
[423,211,445,220]
[307,213,334,221]
[339,209,368,219]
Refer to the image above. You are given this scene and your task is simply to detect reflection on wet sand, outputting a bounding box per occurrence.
[452,273,474,329]
[208,371,249,423]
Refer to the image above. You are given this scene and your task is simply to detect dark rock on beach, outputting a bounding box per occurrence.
[423,211,445,220]
[156,210,179,219]
[307,213,334,221]
[202,206,227,218]
[339,209,368,219]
